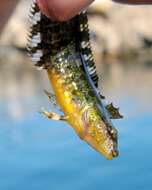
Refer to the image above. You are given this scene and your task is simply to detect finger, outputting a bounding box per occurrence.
[36,0,94,21]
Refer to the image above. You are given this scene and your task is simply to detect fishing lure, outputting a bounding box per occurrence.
[27,0,123,160]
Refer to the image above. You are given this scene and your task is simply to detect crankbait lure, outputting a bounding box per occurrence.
[27,0,123,159]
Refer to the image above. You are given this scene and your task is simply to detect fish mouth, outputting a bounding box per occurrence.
[81,109,118,159]
[83,134,119,160]
[95,144,119,160]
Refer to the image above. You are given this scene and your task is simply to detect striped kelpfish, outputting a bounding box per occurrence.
[27,0,123,160]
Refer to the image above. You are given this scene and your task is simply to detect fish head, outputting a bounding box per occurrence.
[81,107,118,160]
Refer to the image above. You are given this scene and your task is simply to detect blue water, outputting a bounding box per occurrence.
[0,61,152,190]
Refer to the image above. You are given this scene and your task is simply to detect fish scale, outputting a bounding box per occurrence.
[27,0,123,159]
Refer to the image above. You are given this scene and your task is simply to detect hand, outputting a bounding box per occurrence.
[36,0,94,21]
[0,0,19,33]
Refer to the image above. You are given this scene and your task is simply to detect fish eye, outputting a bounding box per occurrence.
[112,150,119,157]
[110,128,118,140]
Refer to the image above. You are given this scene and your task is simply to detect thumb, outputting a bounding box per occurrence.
[36,0,94,21]
[36,0,51,18]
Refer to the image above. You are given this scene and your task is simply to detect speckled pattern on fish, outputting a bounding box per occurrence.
[27,0,123,160]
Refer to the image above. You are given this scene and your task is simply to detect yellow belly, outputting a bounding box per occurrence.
[47,69,84,138]
[47,69,114,160]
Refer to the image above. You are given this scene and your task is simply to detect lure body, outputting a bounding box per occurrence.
[27,0,122,159]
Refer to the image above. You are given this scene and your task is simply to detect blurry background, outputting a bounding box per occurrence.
[0,0,152,190]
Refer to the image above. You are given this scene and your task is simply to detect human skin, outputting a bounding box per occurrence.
[1,0,152,33]
[37,0,152,21]
[36,0,95,21]
[0,0,19,34]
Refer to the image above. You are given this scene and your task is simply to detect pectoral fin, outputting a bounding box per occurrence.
[44,89,61,111]
[106,103,123,119]
[39,108,67,121]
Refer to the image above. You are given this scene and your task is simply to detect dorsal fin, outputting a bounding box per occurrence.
[27,0,53,68]
[28,0,80,69]
[77,12,123,120]
[27,0,43,67]
[77,11,99,88]
[106,103,123,119]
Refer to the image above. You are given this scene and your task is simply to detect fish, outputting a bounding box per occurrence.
[27,0,123,160]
